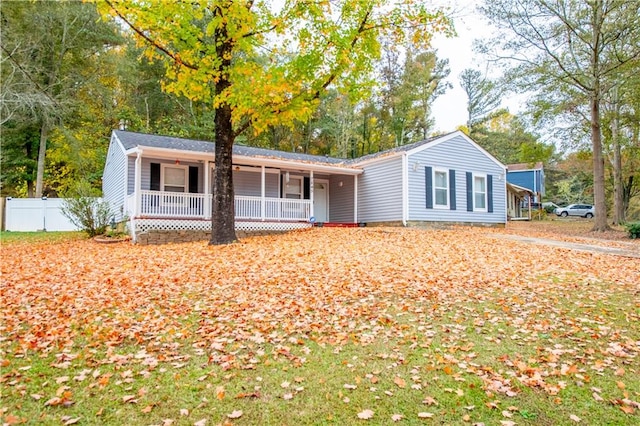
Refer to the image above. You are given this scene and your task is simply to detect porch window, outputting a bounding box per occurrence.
[161,165,187,193]
[473,174,487,211]
[284,176,303,199]
[434,169,449,208]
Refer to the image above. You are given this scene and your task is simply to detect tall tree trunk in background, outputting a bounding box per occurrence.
[612,141,624,224]
[35,121,48,198]
[611,94,624,225]
[590,2,608,232]
[590,93,608,230]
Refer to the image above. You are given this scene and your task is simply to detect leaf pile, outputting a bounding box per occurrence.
[1,227,638,424]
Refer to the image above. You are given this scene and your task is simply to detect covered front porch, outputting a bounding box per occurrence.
[124,146,362,240]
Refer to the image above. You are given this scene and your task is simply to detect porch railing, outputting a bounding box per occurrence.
[128,191,311,221]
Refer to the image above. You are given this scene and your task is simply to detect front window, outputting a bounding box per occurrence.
[434,169,448,208]
[284,176,302,199]
[473,174,487,211]
[162,165,187,192]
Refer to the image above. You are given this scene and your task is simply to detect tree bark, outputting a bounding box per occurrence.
[209,30,237,245]
[612,118,624,225]
[210,100,237,245]
[35,121,48,198]
[590,1,609,232]
[590,88,609,231]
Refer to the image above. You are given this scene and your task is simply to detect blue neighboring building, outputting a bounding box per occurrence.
[506,162,545,203]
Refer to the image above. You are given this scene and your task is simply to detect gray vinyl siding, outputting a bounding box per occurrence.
[102,135,127,221]
[138,158,202,192]
[329,175,355,222]
[358,156,403,223]
[128,159,281,197]
[407,134,505,224]
[234,170,279,197]
[127,156,135,195]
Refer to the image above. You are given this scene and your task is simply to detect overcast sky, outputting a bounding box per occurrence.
[429,0,505,133]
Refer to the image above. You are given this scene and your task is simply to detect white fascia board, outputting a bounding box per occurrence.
[507,182,534,194]
[507,168,540,173]
[235,156,363,175]
[113,132,128,155]
[407,130,507,171]
[124,146,210,162]
[353,152,403,167]
[123,146,363,175]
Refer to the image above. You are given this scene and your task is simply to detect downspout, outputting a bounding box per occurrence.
[353,175,358,224]
[309,170,314,221]
[132,149,142,242]
[503,171,507,225]
[402,152,408,226]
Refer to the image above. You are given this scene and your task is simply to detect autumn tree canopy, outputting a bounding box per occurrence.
[480,0,640,231]
[98,0,452,244]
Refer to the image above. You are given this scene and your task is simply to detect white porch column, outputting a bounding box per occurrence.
[353,174,358,223]
[261,165,266,221]
[309,170,314,220]
[134,150,142,217]
[204,160,210,219]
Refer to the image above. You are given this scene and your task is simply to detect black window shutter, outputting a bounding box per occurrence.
[189,166,198,193]
[303,177,310,199]
[487,174,494,213]
[150,163,160,191]
[466,172,473,211]
[425,166,433,209]
[449,169,456,210]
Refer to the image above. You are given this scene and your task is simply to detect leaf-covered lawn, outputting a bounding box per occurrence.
[1,227,638,425]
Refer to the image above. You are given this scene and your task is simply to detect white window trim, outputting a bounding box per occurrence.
[473,173,488,212]
[160,163,188,193]
[283,175,303,199]
[433,168,449,209]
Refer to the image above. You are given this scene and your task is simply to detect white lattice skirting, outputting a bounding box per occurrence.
[133,218,312,234]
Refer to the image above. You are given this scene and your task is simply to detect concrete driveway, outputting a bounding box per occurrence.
[492,234,640,258]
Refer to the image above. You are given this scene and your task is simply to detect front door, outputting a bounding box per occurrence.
[313,181,328,222]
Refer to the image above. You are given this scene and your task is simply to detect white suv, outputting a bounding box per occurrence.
[554,204,594,218]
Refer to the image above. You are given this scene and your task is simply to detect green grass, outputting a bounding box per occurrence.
[1,228,638,425]
[0,230,85,244]
[2,278,638,425]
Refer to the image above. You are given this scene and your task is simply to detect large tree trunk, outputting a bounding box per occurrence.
[209,32,237,245]
[210,101,237,245]
[590,92,609,231]
[35,121,48,198]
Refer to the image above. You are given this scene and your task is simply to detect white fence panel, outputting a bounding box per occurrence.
[4,198,84,232]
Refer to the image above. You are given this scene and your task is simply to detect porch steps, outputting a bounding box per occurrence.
[314,222,361,228]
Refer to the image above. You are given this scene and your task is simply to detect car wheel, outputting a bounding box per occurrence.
[585,213,593,218]
[561,211,568,217]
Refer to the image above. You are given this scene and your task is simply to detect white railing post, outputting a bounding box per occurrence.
[309,171,314,220]
[134,151,142,217]
[261,165,266,221]
[204,161,210,219]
